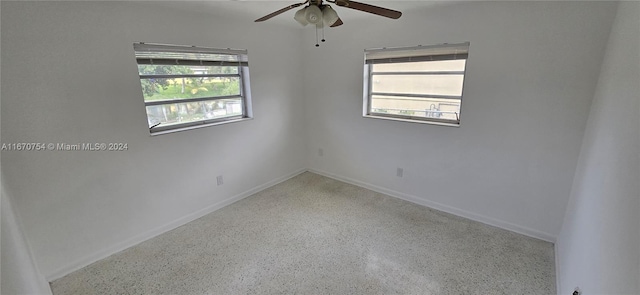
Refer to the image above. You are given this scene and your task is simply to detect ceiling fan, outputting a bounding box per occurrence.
[255,0,401,46]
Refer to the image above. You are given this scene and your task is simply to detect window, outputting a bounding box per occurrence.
[133,43,252,135]
[363,42,469,126]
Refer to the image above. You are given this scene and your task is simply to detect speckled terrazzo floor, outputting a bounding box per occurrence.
[51,172,555,294]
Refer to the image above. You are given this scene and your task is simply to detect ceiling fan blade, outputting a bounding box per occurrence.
[335,0,402,19]
[330,18,343,27]
[255,1,308,22]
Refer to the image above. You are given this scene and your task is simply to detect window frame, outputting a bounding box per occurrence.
[133,43,253,135]
[362,42,470,127]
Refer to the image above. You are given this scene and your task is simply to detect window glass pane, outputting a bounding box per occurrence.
[372,60,466,72]
[137,65,238,76]
[371,74,464,96]
[146,98,243,128]
[140,77,240,102]
[371,95,460,121]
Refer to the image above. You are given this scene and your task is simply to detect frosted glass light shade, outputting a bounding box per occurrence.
[322,5,339,26]
[305,5,323,25]
[294,8,308,26]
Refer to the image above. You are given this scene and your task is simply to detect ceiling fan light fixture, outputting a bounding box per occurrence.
[294,7,309,26]
[255,0,403,47]
[304,5,323,25]
[322,5,339,26]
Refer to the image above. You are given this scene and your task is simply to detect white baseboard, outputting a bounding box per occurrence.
[45,168,307,282]
[555,242,562,294]
[308,168,557,243]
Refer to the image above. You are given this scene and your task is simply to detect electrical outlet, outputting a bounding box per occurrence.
[397,168,404,177]
[216,175,223,186]
[318,148,324,157]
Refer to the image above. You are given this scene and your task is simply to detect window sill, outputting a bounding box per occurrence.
[363,114,460,127]
[150,117,253,136]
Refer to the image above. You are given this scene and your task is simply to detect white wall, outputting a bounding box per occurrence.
[303,1,617,241]
[556,1,640,294]
[1,172,52,295]
[1,0,628,288]
[1,1,307,280]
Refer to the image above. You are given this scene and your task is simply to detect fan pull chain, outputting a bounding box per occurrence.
[315,26,320,47]
[321,25,326,43]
